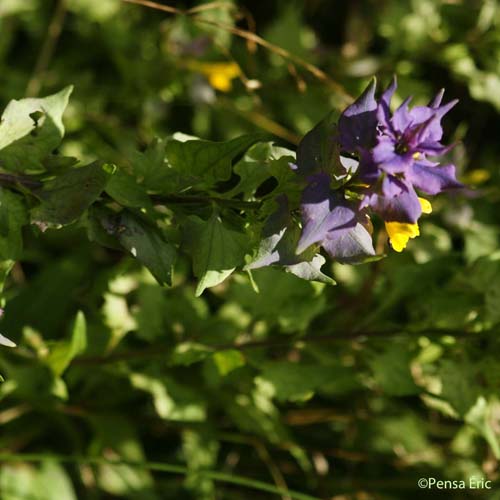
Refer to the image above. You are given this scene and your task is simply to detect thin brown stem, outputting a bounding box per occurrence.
[253,442,291,500]
[151,194,261,210]
[216,98,301,145]
[0,172,43,190]
[121,0,183,15]
[26,0,67,97]
[68,327,490,367]
[119,0,353,107]
[186,2,235,15]
[192,17,353,106]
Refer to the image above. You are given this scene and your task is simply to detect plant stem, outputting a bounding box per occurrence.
[0,172,43,190]
[26,0,67,97]
[151,194,261,210]
[0,173,260,210]
[121,0,183,15]
[68,327,490,366]
[118,0,353,108]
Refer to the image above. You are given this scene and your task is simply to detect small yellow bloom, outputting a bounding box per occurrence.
[189,61,241,92]
[418,197,432,214]
[385,198,432,252]
[385,221,420,252]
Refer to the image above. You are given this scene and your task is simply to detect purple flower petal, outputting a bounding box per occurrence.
[409,99,457,142]
[338,78,378,151]
[372,137,413,173]
[382,175,407,198]
[405,115,439,148]
[408,105,434,125]
[428,88,445,108]
[381,76,397,109]
[409,162,462,195]
[376,77,398,138]
[297,173,357,253]
[435,99,458,118]
[369,185,422,223]
[322,221,375,263]
[392,96,413,133]
[418,141,456,157]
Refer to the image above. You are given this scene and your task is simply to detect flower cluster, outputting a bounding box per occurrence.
[297,76,462,259]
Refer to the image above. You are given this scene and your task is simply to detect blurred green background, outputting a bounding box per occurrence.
[1,0,500,498]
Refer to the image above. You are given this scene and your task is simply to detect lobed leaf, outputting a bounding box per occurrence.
[0,86,73,172]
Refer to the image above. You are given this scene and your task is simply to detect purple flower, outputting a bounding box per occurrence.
[297,173,375,262]
[338,79,378,152]
[294,76,463,259]
[340,77,461,223]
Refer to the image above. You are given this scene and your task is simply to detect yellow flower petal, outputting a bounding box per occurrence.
[207,73,231,92]
[194,62,241,92]
[385,221,420,252]
[418,197,432,214]
[384,199,431,252]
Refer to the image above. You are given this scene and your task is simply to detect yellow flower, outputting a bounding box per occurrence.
[189,61,241,92]
[418,197,432,214]
[385,197,432,252]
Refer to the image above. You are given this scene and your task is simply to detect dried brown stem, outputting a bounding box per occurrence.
[26,0,67,97]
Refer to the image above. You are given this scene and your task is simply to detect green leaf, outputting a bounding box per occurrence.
[85,204,123,250]
[41,154,79,173]
[182,429,219,499]
[223,142,295,200]
[102,292,136,339]
[369,344,419,396]
[0,460,77,500]
[0,188,28,260]
[91,416,156,497]
[105,169,152,209]
[231,267,326,333]
[0,0,37,17]
[212,349,245,376]
[0,86,73,172]
[1,254,92,337]
[169,342,213,366]
[134,284,166,341]
[466,397,500,459]
[130,138,169,189]
[183,212,249,296]
[165,133,268,187]
[31,161,115,228]
[439,360,479,417]
[45,311,87,377]
[371,414,436,458]
[286,254,336,285]
[130,372,206,421]
[0,260,14,293]
[68,0,121,22]
[296,111,344,177]
[108,211,177,286]
[257,362,342,402]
